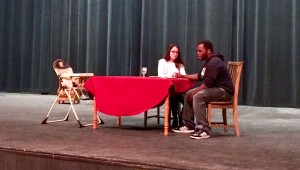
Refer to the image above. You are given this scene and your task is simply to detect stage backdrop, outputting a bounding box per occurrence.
[0,0,299,108]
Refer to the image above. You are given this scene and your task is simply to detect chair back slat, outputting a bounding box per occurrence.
[227,61,244,105]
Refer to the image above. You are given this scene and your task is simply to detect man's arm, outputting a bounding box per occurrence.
[177,73,208,101]
[179,73,199,81]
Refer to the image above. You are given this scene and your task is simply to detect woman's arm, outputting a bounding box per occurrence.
[179,65,186,75]
[157,59,166,77]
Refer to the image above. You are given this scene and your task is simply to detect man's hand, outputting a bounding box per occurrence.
[187,88,200,102]
[172,73,179,78]
[187,84,207,102]
[175,73,183,78]
[178,74,198,80]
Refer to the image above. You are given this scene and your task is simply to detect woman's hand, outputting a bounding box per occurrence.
[172,73,179,78]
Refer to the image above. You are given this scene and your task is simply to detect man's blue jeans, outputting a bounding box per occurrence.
[181,87,232,134]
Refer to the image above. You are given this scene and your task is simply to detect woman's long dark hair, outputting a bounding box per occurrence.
[163,44,185,70]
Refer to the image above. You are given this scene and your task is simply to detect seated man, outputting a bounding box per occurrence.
[173,40,234,140]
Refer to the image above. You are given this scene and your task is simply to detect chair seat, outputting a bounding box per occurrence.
[209,102,233,109]
[209,101,233,105]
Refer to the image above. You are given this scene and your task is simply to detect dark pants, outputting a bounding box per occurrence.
[182,87,232,134]
[170,93,184,126]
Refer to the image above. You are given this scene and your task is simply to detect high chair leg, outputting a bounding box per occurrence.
[66,88,103,128]
[42,88,103,127]
[42,90,70,124]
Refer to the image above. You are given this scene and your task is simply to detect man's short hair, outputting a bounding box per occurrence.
[198,40,214,52]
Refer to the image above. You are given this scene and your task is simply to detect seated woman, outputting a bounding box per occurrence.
[158,44,186,127]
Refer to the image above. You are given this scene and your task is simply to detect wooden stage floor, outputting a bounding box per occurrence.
[0,92,300,170]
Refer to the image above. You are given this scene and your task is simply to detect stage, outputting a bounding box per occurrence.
[0,92,299,170]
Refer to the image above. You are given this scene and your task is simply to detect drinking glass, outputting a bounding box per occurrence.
[141,67,147,78]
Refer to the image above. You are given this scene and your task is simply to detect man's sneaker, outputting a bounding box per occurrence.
[172,126,194,133]
[190,130,211,139]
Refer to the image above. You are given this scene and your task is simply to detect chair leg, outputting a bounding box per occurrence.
[207,105,212,126]
[74,89,104,127]
[144,111,148,128]
[42,90,70,124]
[233,108,240,136]
[65,89,83,127]
[65,89,103,128]
[208,104,240,136]
[42,88,103,127]
[222,109,228,133]
[157,107,160,124]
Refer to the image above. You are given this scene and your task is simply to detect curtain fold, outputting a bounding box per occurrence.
[0,0,299,107]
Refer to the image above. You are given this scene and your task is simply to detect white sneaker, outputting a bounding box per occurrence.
[190,130,211,139]
[172,126,194,133]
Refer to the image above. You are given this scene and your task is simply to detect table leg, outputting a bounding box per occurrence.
[93,97,97,129]
[164,95,170,136]
[117,116,121,125]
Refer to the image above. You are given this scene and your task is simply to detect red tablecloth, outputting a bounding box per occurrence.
[84,76,194,116]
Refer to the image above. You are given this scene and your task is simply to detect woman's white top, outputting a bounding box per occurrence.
[157,59,186,78]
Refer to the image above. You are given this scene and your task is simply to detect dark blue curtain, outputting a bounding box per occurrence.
[0,0,299,108]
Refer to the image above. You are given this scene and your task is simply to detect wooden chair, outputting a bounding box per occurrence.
[143,100,181,128]
[116,104,168,127]
[207,61,244,136]
[144,105,164,128]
